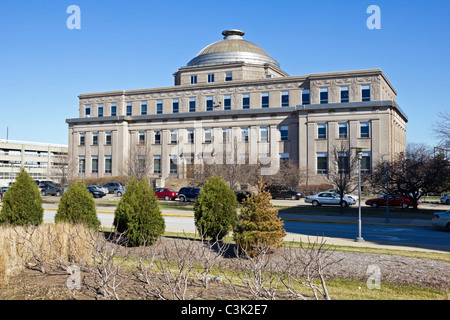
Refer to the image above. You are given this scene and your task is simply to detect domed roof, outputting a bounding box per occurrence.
[187,30,280,69]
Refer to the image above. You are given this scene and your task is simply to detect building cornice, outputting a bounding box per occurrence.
[66,100,407,125]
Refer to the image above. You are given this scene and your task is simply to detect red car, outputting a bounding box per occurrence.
[365,194,418,209]
[155,188,178,201]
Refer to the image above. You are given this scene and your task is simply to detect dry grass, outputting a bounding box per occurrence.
[0,223,94,283]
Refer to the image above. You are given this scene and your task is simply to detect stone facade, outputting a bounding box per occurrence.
[66,30,407,187]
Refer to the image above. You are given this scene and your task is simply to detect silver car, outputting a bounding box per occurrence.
[305,192,356,207]
[432,211,450,232]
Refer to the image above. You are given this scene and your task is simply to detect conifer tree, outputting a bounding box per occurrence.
[0,167,43,226]
[194,175,239,241]
[114,176,165,246]
[55,180,100,229]
[234,177,286,256]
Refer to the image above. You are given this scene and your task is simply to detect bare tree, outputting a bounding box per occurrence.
[326,141,359,212]
[123,144,152,180]
[281,236,342,300]
[434,110,450,149]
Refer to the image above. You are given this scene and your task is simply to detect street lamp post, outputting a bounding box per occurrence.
[355,149,364,242]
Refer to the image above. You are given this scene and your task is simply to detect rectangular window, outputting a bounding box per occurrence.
[340,86,349,103]
[338,152,349,174]
[362,85,371,102]
[208,73,215,83]
[172,99,179,114]
[189,97,196,112]
[242,93,250,109]
[302,89,310,105]
[106,132,112,145]
[317,123,327,139]
[261,92,269,108]
[141,101,147,115]
[222,128,230,143]
[111,103,117,116]
[98,104,103,117]
[169,155,178,174]
[241,128,249,142]
[317,152,328,174]
[338,123,348,139]
[154,131,161,144]
[280,153,290,165]
[138,156,146,174]
[126,102,132,116]
[91,156,98,174]
[156,100,163,114]
[187,130,194,144]
[204,129,212,143]
[320,88,328,104]
[153,155,161,174]
[170,130,178,144]
[139,131,145,145]
[260,127,269,142]
[281,91,289,107]
[79,156,85,173]
[225,72,232,82]
[190,75,197,84]
[361,152,372,172]
[360,122,370,138]
[224,95,231,110]
[105,156,112,174]
[85,105,91,117]
[206,96,213,111]
[280,126,288,141]
[80,133,85,146]
[92,132,98,146]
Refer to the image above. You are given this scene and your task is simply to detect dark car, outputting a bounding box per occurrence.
[235,191,252,203]
[267,186,303,200]
[155,188,178,201]
[178,187,201,202]
[41,185,62,196]
[365,194,418,209]
[87,186,106,198]
[103,182,124,194]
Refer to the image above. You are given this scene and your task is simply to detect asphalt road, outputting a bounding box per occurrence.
[43,207,450,252]
[283,220,450,252]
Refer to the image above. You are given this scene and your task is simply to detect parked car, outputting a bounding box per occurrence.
[103,182,124,194]
[235,191,252,203]
[365,194,417,209]
[431,210,450,232]
[305,192,356,207]
[90,185,108,194]
[326,189,359,201]
[87,186,106,198]
[114,187,126,197]
[440,195,450,205]
[0,186,8,200]
[155,188,178,201]
[267,186,303,200]
[41,184,63,196]
[177,187,201,202]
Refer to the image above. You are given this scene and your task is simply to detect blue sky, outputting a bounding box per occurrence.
[0,0,448,146]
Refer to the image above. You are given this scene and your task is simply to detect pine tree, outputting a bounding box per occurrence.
[55,180,100,229]
[234,177,286,256]
[194,175,239,241]
[113,176,165,246]
[0,167,43,226]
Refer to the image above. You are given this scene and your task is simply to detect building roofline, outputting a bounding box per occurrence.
[78,68,395,100]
